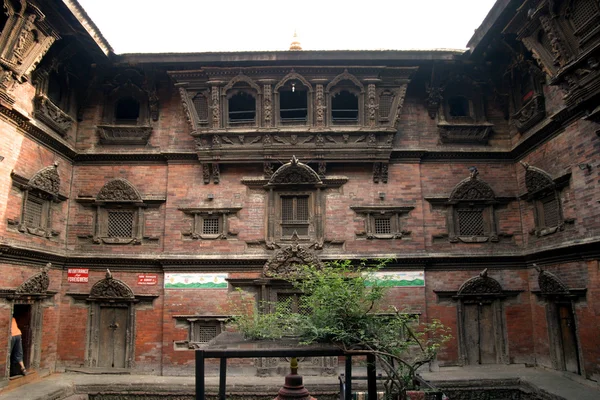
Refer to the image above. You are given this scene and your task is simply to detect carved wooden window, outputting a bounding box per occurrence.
[179,207,241,240]
[277,292,310,316]
[191,322,221,344]
[351,206,413,240]
[522,164,566,237]
[193,94,209,122]
[202,217,220,235]
[456,208,485,236]
[569,0,600,42]
[448,96,471,118]
[331,90,359,123]
[107,210,135,238]
[228,91,256,125]
[173,315,228,350]
[22,195,49,231]
[447,173,498,243]
[280,195,310,238]
[379,91,394,120]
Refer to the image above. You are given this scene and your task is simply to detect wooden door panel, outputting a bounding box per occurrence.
[558,305,580,374]
[464,304,480,364]
[478,304,497,364]
[98,307,128,368]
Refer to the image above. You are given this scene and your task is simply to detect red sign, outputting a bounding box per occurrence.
[67,268,89,283]
[137,274,158,286]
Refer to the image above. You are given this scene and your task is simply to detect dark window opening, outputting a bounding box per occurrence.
[332,90,358,122]
[281,195,309,237]
[0,10,8,35]
[115,97,140,125]
[448,96,470,118]
[540,194,560,228]
[228,91,256,124]
[47,72,63,107]
[280,85,307,122]
[24,195,44,228]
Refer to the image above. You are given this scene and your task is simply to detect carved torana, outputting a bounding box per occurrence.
[90,269,134,299]
[536,266,569,295]
[29,163,60,195]
[16,263,51,294]
[269,156,322,185]
[263,241,323,278]
[449,173,495,201]
[458,269,503,296]
[522,163,555,195]
[97,179,142,201]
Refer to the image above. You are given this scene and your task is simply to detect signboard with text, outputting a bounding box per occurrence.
[137,274,158,286]
[67,268,89,283]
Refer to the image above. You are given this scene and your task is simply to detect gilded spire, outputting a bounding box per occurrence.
[289,30,302,51]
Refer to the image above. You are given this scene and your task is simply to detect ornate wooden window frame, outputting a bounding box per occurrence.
[179,207,242,240]
[326,70,365,126]
[97,69,155,145]
[10,163,65,238]
[274,71,313,127]
[76,178,164,245]
[222,74,262,128]
[32,66,75,137]
[446,170,500,243]
[520,163,571,237]
[350,206,414,239]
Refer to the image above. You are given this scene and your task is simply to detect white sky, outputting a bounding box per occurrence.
[77,0,498,54]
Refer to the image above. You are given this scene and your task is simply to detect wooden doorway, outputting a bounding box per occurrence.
[463,302,498,364]
[97,306,128,368]
[557,303,580,374]
[11,304,33,375]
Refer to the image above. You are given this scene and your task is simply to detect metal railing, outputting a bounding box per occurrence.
[195,347,377,400]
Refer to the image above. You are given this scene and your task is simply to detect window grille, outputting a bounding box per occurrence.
[457,209,485,236]
[107,210,134,238]
[193,325,218,343]
[24,195,44,228]
[374,218,392,235]
[281,196,309,237]
[282,197,294,222]
[571,0,598,31]
[202,217,220,235]
[541,195,560,228]
[295,197,308,222]
[277,293,294,314]
[379,92,393,118]
[193,95,209,121]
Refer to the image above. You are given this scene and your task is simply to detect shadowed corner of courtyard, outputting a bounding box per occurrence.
[1,364,600,400]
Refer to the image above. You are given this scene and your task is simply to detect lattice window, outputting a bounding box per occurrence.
[193,95,209,121]
[457,209,485,236]
[24,195,44,228]
[571,0,598,30]
[193,325,218,343]
[202,217,220,235]
[277,293,310,316]
[541,194,560,228]
[107,210,134,238]
[379,92,393,119]
[281,195,309,237]
[374,218,392,235]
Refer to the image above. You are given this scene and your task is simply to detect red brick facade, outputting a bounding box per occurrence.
[1,0,599,386]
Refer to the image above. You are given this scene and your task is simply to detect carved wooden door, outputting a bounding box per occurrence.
[464,303,497,364]
[558,304,580,374]
[98,306,128,368]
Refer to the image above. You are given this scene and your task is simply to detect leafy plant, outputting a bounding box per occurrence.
[228,260,451,399]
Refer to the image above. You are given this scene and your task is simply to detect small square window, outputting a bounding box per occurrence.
[24,195,44,228]
[202,217,220,235]
[374,218,392,235]
[107,210,134,238]
[193,325,218,344]
[457,209,485,236]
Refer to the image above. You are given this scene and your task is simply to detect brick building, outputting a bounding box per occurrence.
[1,0,599,385]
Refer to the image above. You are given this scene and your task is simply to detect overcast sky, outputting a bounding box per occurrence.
[77,0,498,54]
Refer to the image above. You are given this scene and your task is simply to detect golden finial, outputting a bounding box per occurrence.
[289,30,302,51]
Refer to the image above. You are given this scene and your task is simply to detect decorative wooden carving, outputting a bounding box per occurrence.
[513,94,545,133]
[367,84,377,127]
[264,162,274,179]
[16,263,51,294]
[211,86,221,128]
[536,266,569,295]
[315,84,325,127]
[457,269,503,296]
[263,241,323,278]
[439,124,493,144]
[263,84,272,127]
[212,163,220,184]
[425,86,443,119]
[449,171,495,201]
[522,162,555,195]
[318,162,326,179]
[90,269,134,299]
[268,156,322,185]
[97,179,142,201]
[29,163,60,195]
[179,207,241,240]
[203,163,211,184]
[33,95,74,136]
[97,125,152,145]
